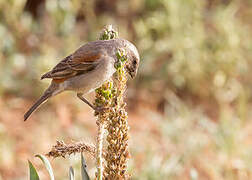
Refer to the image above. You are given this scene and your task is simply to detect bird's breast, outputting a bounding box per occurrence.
[63,58,115,94]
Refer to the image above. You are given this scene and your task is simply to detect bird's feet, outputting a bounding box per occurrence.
[94,106,110,113]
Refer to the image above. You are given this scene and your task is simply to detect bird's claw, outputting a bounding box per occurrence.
[94,106,109,113]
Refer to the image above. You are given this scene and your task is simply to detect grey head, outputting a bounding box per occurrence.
[113,39,140,78]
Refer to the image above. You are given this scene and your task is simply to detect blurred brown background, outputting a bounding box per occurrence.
[1,0,252,179]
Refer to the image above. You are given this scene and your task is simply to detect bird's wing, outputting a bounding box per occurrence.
[41,48,103,80]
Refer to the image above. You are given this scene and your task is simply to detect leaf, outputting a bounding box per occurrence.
[35,154,55,180]
[81,154,90,180]
[28,160,40,180]
[69,166,74,180]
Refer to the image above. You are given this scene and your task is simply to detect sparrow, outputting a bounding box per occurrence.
[24,38,140,121]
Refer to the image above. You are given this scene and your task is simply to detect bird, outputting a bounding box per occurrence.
[24,38,140,121]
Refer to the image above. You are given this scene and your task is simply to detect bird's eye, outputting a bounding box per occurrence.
[133,59,137,65]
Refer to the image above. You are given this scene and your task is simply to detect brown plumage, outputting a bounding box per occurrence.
[24,38,140,121]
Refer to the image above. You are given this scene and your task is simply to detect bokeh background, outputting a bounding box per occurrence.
[1,0,252,179]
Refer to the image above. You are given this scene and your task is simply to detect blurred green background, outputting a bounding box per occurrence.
[1,0,252,179]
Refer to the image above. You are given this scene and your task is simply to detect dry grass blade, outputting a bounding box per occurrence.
[47,141,96,158]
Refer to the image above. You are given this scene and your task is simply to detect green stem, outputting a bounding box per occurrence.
[95,25,118,180]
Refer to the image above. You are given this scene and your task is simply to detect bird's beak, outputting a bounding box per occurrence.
[129,71,135,79]
[125,62,138,79]
[127,67,137,79]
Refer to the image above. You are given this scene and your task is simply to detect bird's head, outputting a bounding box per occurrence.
[123,40,140,78]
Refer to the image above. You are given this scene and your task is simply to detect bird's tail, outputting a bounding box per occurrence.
[24,92,52,121]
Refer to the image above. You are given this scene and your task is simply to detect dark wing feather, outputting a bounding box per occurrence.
[41,49,102,80]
